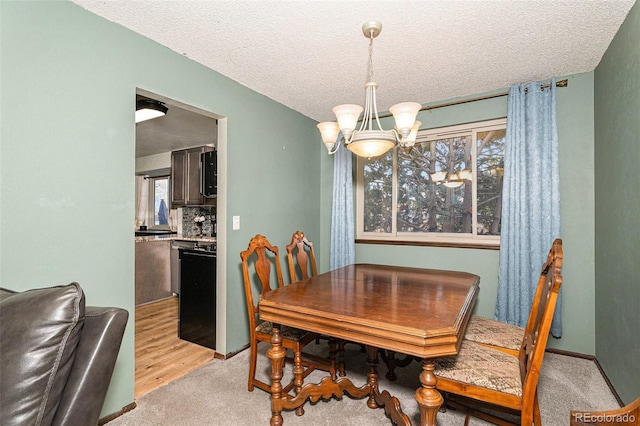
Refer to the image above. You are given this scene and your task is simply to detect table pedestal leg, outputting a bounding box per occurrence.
[337,340,346,377]
[267,326,286,426]
[415,359,443,426]
[328,338,338,380]
[365,346,380,409]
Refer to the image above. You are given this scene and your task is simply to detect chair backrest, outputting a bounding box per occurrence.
[240,234,284,331]
[285,230,318,283]
[519,238,563,402]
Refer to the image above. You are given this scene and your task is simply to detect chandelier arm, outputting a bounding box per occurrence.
[371,85,385,132]
[327,138,343,155]
[361,85,372,132]
[390,128,401,141]
[355,85,369,134]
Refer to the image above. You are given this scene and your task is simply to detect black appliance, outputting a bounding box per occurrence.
[178,245,216,350]
[200,150,217,198]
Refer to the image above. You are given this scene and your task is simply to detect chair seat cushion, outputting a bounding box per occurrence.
[435,341,523,397]
[463,315,524,351]
[256,321,311,341]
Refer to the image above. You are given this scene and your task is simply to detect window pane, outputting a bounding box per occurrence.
[363,151,393,232]
[476,129,505,235]
[397,143,435,232]
[154,177,169,226]
[399,137,472,233]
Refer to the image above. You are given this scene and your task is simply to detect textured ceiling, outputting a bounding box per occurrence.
[71,0,635,157]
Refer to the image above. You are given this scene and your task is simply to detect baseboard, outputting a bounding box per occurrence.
[99,401,137,425]
[220,343,250,360]
[545,348,624,406]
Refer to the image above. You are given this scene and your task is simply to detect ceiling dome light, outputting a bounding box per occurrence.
[135,100,168,123]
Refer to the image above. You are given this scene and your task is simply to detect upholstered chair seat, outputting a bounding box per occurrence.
[435,340,522,397]
[464,315,524,353]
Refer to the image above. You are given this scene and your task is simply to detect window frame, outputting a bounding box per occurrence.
[147,175,171,230]
[355,117,506,248]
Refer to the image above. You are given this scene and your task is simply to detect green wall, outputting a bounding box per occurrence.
[594,1,640,405]
[321,73,598,355]
[0,1,320,417]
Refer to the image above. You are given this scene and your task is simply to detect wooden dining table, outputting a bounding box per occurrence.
[258,263,480,426]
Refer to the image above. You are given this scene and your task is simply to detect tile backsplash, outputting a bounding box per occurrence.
[181,206,216,237]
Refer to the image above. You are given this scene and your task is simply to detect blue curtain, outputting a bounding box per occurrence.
[330,142,355,269]
[495,78,562,337]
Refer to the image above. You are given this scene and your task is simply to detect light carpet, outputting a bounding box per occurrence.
[107,342,620,425]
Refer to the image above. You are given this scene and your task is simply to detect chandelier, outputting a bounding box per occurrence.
[317,21,422,158]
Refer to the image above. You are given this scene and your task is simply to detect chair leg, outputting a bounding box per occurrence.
[521,408,534,425]
[380,350,400,381]
[248,341,258,392]
[533,391,541,425]
[293,349,305,416]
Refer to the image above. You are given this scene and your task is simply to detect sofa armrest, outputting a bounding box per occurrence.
[53,306,129,426]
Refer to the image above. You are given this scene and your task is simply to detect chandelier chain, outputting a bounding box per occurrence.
[367,32,374,83]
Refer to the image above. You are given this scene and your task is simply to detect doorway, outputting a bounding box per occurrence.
[134,89,226,396]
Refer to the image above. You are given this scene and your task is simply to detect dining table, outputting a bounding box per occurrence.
[258,263,480,426]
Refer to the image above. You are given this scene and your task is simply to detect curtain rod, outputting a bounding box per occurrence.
[378,79,568,119]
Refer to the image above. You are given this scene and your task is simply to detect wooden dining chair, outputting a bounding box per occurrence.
[463,241,563,356]
[240,234,333,413]
[285,230,318,283]
[434,238,563,426]
[570,397,640,425]
[285,230,347,377]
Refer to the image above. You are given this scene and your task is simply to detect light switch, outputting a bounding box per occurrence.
[232,216,240,230]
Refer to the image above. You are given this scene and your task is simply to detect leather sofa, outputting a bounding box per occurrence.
[0,283,128,426]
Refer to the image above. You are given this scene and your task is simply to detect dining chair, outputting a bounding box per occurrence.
[434,238,563,426]
[463,240,561,356]
[285,230,318,283]
[570,397,640,425]
[285,230,346,377]
[240,234,333,414]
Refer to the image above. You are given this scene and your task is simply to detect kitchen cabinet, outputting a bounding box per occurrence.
[171,146,215,207]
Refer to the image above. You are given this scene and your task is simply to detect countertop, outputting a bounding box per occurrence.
[135,235,217,243]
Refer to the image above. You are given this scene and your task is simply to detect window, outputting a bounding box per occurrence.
[356,118,506,247]
[148,176,170,228]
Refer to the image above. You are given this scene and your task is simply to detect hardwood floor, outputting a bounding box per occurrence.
[135,297,215,398]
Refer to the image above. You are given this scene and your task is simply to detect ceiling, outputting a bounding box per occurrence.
[73,0,636,157]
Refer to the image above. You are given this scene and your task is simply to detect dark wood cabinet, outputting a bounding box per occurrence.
[171,146,215,207]
[171,149,187,205]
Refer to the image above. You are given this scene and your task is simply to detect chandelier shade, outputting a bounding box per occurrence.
[317,21,421,158]
[348,130,396,158]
